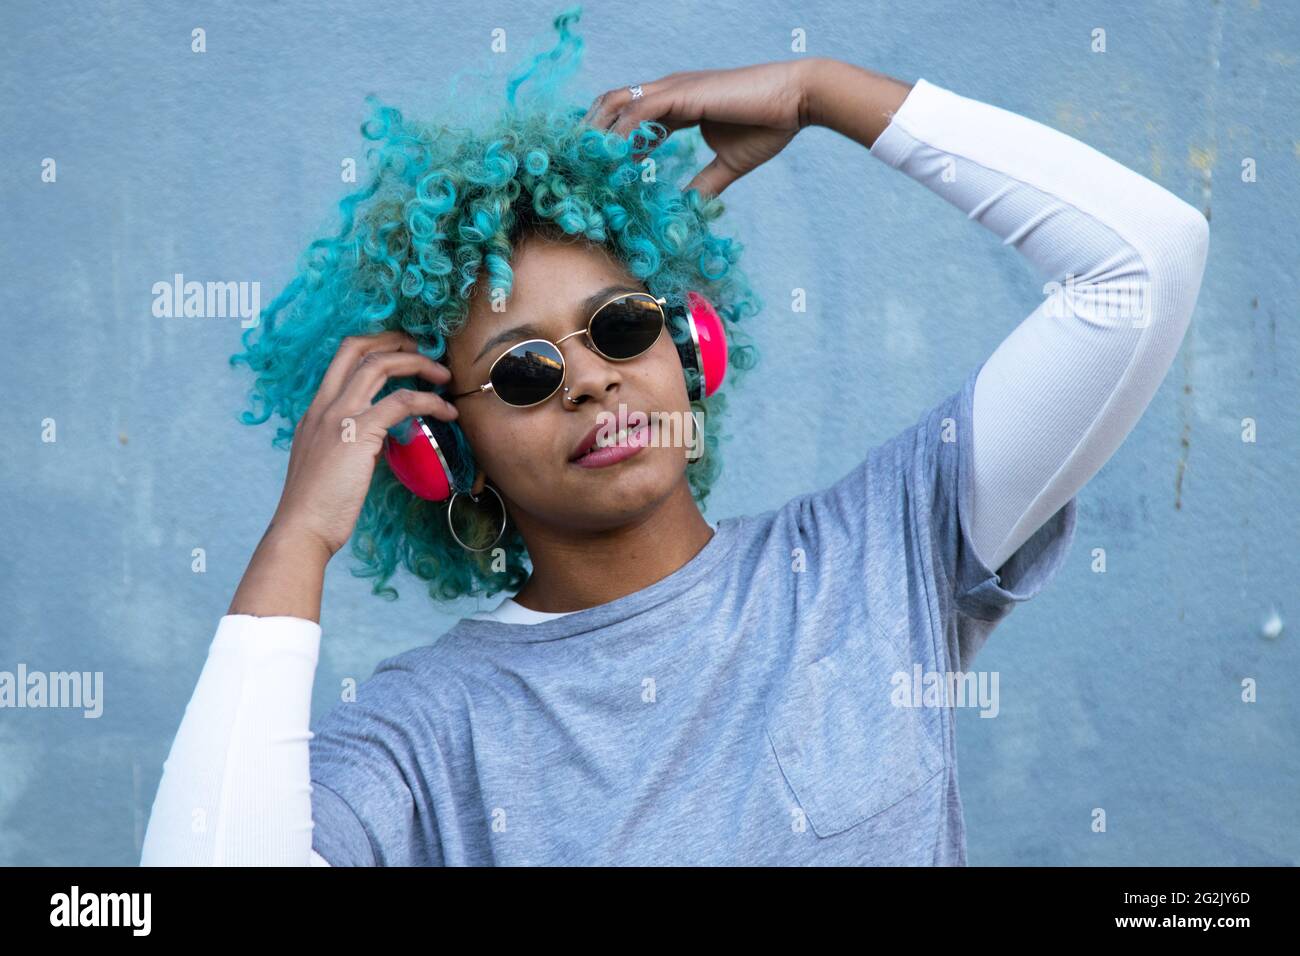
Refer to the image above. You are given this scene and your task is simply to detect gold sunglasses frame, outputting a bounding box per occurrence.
[448,292,669,409]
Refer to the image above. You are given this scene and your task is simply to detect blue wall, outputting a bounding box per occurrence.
[1,0,1295,865]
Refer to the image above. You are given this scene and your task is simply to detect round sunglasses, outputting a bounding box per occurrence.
[449,291,668,408]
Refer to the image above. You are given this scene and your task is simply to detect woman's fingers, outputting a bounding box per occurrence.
[584,86,680,166]
[581,91,611,128]
[364,387,459,435]
[584,76,680,132]
[684,153,741,199]
[312,331,423,411]
[584,76,716,166]
[331,349,451,415]
[584,86,635,130]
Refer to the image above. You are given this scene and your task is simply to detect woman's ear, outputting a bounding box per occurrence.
[471,469,487,496]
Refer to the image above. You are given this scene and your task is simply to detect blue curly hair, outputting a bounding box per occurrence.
[229,5,764,604]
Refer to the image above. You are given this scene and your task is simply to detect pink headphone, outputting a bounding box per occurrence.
[383,290,729,502]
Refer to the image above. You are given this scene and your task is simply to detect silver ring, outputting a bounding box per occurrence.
[446,484,507,553]
[563,386,579,405]
[628,84,644,100]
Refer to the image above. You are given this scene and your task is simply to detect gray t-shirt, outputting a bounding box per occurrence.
[308,361,1077,865]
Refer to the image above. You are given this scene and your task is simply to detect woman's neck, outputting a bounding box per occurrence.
[508,481,715,614]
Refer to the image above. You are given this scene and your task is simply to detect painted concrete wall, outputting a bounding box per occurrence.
[1,0,1295,865]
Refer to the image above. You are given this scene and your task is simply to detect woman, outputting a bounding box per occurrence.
[141,12,1208,865]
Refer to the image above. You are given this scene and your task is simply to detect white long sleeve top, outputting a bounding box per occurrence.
[140,77,1209,866]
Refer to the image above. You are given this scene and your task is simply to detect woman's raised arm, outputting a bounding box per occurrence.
[810,62,1210,571]
[142,330,459,865]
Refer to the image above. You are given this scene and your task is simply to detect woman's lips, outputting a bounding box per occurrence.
[569,423,651,469]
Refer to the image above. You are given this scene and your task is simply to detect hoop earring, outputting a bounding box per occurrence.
[447,483,508,552]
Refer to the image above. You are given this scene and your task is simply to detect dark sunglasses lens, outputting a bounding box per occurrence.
[590,295,663,358]
[491,340,565,406]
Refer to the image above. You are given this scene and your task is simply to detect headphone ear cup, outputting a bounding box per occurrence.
[675,291,728,400]
[383,412,475,502]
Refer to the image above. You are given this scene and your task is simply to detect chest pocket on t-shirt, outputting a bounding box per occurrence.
[764,623,946,838]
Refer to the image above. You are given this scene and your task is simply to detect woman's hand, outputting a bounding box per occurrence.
[583,58,827,198]
[268,331,459,558]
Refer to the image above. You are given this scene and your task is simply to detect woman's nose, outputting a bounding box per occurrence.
[560,338,620,404]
